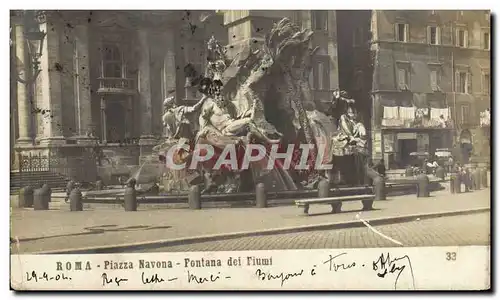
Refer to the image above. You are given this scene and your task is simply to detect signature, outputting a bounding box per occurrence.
[372,253,415,290]
[255,268,304,287]
[323,253,357,272]
[101,273,128,287]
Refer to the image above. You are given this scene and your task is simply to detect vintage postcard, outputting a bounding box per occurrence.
[9,9,491,291]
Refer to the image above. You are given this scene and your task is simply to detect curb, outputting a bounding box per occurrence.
[34,206,490,254]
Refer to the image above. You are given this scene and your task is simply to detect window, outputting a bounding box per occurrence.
[483,32,490,50]
[397,66,410,90]
[482,73,490,95]
[102,43,123,78]
[396,23,408,42]
[312,57,330,91]
[312,11,328,31]
[456,28,468,48]
[353,27,363,47]
[456,71,471,94]
[427,26,440,45]
[430,70,440,91]
[461,105,471,125]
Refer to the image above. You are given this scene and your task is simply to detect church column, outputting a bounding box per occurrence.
[14,22,32,145]
[163,28,176,137]
[74,23,94,143]
[100,97,107,144]
[37,14,65,145]
[137,29,154,142]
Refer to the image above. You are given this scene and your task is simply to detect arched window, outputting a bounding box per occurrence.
[101,43,124,78]
[311,48,330,91]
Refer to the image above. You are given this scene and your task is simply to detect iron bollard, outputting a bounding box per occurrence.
[373,175,386,200]
[33,188,49,210]
[188,185,201,210]
[318,178,330,198]
[480,168,488,188]
[95,180,104,191]
[70,188,83,211]
[124,185,137,211]
[435,166,445,180]
[18,186,34,208]
[255,182,267,208]
[42,184,52,203]
[417,174,430,197]
[450,174,456,194]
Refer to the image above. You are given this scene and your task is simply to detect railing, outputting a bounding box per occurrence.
[17,150,98,182]
[97,77,135,91]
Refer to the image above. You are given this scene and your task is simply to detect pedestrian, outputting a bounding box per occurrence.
[447,156,454,173]
[375,159,386,177]
[65,180,75,203]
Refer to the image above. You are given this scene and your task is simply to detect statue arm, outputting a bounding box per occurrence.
[184,95,208,114]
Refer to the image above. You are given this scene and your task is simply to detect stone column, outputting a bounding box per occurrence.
[163,29,176,137]
[137,29,154,141]
[100,97,107,144]
[125,96,133,140]
[14,23,32,145]
[137,29,156,162]
[74,24,94,144]
[37,17,65,145]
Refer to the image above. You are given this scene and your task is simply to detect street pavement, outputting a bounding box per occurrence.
[138,212,491,252]
[10,186,490,254]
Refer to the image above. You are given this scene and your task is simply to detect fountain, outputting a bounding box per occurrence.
[152,18,370,195]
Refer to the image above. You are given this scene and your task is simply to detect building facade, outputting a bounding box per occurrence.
[369,10,490,168]
[10,10,340,180]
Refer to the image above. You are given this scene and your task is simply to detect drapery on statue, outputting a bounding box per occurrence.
[156,18,369,192]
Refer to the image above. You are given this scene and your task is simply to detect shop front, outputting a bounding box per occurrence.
[382,128,453,169]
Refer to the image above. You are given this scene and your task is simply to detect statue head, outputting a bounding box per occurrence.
[163,96,176,109]
[198,77,214,96]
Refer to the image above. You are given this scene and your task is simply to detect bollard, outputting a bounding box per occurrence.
[33,188,49,210]
[123,185,137,211]
[450,174,456,194]
[318,179,330,198]
[417,174,430,197]
[480,168,488,188]
[188,185,201,210]
[435,166,445,181]
[405,167,414,177]
[473,169,481,190]
[69,188,83,211]
[95,180,104,191]
[255,182,267,208]
[18,186,34,208]
[373,175,386,200]
[42,184,52,203]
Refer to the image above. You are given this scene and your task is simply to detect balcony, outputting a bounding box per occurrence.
[97,77,136,95]
[382,117,454,129]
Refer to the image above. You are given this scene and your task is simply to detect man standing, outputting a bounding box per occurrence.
[375,159,386,177]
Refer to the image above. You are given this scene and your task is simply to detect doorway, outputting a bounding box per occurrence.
[399,139,417,167]
[105,101,126,143]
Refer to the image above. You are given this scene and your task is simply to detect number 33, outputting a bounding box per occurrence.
[446,252,457,261]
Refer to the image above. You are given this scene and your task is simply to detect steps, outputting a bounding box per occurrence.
[10,171,69,194]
